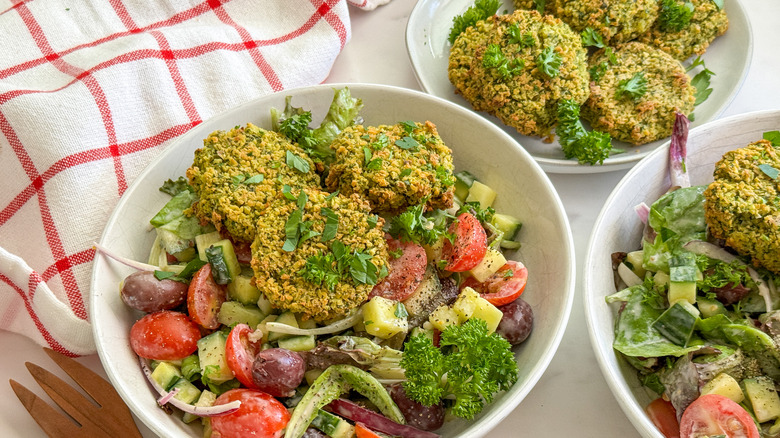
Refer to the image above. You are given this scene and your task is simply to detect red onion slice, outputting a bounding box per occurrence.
[327,398,440,438]
[669,113,691,190]
[139,357,240,417]
[94,242,158,271]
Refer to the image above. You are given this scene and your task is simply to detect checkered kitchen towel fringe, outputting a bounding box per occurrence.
[0,0,389,357]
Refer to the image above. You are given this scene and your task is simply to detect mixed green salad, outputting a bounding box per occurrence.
[607,116,780,437]
[101,88,536,438]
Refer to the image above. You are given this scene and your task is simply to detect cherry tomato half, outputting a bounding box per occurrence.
[679,394,759,438]
[646,398,680,438]
[129,311,201,360]
[225,323,261,389]
[441,212,487,272]
[461,260,528,306]
[188,263,227,329]
[370,237,427,301]
[210,389,290,438]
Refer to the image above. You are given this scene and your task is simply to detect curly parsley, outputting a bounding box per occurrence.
[556,99,614,165]
[536,45,561,78]
[482,44,524,79]
[448,0,501,44]
[616,71,648,101]
[658,0,695,32]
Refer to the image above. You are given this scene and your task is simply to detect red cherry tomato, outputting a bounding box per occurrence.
[370,237,427,301]
[210,389,290,438]
[225,324,261,389]
[679,394,759,438]
[646,398,680,438]
[441,212,487,272]
[355,423,383,438]
[129,311,200,360]
[461,260,528,306]
[187,263,227,329]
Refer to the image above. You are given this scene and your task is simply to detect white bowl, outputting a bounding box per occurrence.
[584,109,780,437]
[90,83,576,437]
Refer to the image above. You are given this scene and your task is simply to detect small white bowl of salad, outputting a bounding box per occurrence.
[585,109,780,438]
[91,83,575,438]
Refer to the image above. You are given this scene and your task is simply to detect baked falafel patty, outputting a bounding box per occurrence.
[639,0,728,61]
[546,0,659,44]
[581,42,696,145]
[325,121,455,213]
[704,140,780,275]
[186,123,320,242]
[448,10,590,139]
[251,188,389,322]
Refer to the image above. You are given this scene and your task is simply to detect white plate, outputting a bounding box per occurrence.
[90,83,576,437]
[584,109,780,437]
[405,0,753,173]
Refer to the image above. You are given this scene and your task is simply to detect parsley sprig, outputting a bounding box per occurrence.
[400,318,519,419]
[686,56,715,106]
[387,202,453,246]
[616,71,648,101]
[282,191,320,252]
[483,44,524,79]
[536,45,561,78]
[299,241,387,290]
[556,99,614,165]
[658,0,695,32]
[448,0,501,44]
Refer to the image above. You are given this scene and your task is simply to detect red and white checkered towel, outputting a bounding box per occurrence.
[0,0,390,357]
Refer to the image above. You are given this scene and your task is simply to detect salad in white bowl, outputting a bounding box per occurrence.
[586,111,780,438]
[92,84,575,438]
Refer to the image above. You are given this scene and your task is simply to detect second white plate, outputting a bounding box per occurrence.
[405,0,753,173]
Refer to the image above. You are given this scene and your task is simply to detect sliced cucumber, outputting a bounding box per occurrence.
[652,302,697,346]
[205,239,240,285]
[454,170,477,201]
[150,362,201,404]
[182,390,217,424]
[744,376,780,422]
[267,311,298,342]
[277,335,316,352]
[217,301,265,329]
[310,409,354,438]
[492,213,522,241]
[227,274,262,305]
[197,331,233,384]
[195,231,222,261]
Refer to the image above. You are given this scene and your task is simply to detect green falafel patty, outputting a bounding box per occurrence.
[325,121,455,213]
[448,10,590,138]
[186,123,320,242]
[546,0,659,44]
[250,188,389,321]
[638,0,728,61]
[582,42,696,145]
[704,140,780,275]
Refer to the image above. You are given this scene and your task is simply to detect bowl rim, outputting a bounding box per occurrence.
[583,108,780,438]
[90,82,577,438]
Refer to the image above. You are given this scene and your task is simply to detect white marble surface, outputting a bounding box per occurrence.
[2,0,779,436]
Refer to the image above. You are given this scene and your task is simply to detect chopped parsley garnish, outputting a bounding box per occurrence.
[299,240,386,290]
[533,0,545,13]
[759,164,780,180]
[231,173,264,187]
[388,202,453,246]
[616,71,648,101]
[580,27,605,48]
[686,56,715,106]
[482,44,524,79]
[395,136,420,150]
[507,24,534,47]
[448,0,501,44]
[556,99,614,165]
[367,214,379,229]
[459,201,495,224]
[400,168,413,178]
[658,0,694,32]
[764,131,780,146]
[388,248,404,259]
[400,121,418,134]
[371,133,389,150]
[282,191,320,252]
[279,111,315,148]
[159,177,193,196]
[697,259,755,293]
[286,150,311,173]
[281,184,296,201]
[321,207,339,241]
[536,45,561,78]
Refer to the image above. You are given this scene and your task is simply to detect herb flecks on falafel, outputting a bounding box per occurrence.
[448,10,590,139]
[325,121,455,214]
[251,188,389,322]
[704,139,780,275]
[639,0,728,61]
[582,42,696,146]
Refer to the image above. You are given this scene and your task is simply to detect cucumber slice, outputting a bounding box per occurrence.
[195,231,222,261]
[652,302,697,346]
[492,213,522,240]
[454,170,477,201]
[227,274,262,305]
[182,390,217,424]
[277,335,316,352]
[310,409,354,438]
[205,239,240,285]
[267,311,298,342]
[217,301,265,329]
[197,331,233,384]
